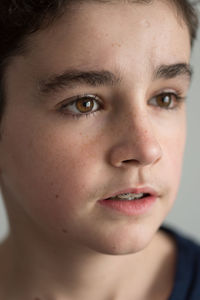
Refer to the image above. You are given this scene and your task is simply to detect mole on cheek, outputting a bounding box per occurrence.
[55,194,59,199]
[62,228,68,234]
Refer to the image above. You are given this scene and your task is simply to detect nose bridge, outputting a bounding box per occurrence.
[109,103,162,167]
[127,108,154,144]
[123,106,159,151]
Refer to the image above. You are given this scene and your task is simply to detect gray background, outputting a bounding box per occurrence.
[0,7,200,243]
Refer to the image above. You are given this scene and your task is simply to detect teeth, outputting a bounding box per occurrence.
[109,193,145,200]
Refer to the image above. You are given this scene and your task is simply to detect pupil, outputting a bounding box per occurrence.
[84,101,91,108]
[159,94,171,107]
[76,98,94,112]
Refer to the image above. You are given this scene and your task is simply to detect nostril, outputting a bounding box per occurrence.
[122,159,139,164]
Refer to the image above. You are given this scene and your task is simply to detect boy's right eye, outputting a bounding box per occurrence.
[58,94,103,118]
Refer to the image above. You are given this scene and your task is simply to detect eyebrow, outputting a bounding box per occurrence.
[154,63,193,80]
[38,63,192,95]
[38,70,122,94]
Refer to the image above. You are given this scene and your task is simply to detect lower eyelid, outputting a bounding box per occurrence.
[71,110,100,120]
[58,96,103,118]
[148,94,185,111]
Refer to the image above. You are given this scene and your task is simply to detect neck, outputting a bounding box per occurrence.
[0,224,174,300]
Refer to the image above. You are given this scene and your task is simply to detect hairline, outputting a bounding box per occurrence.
[6,0,193,58]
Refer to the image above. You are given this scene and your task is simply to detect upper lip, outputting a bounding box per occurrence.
[101,186,158,200]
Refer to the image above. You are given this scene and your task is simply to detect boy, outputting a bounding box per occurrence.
[0,0,199,299]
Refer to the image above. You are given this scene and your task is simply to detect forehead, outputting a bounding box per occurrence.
[16,0,191,89]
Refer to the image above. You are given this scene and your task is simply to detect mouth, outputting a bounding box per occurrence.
[102,187,158,201]
[105,192,150,201]
[98,187,158,216]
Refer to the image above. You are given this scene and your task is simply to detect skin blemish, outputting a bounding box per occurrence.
[112,42,121,47]
[55,194,59,199]
[62,229,68,234]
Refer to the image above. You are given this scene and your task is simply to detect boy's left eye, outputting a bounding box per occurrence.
[148,92,183,109]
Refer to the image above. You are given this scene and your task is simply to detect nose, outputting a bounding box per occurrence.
[108,110,162,168]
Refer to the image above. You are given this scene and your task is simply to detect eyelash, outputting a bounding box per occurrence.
[59,91,185,120]
[59,94,103,120]
[148,92,185,111]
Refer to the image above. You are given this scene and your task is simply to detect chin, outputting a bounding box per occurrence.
[83,224,159,256]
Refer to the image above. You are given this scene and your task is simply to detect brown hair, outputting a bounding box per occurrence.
[0,0,199,122]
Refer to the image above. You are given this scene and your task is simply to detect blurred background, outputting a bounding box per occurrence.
[0,3,200,243]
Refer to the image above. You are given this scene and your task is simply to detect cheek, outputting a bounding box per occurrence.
[169,126,186,167]
[0,119,104,226]
[164,123,186,198]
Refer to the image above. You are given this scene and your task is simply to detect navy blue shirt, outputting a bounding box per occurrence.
[160,225,200,300]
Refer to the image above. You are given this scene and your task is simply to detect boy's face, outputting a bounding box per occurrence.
[0,0,190,254]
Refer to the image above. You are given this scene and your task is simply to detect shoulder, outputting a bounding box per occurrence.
[160,225,200,300]
[161,225,200,258]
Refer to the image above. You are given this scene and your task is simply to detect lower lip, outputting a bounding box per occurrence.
[98,196,157,216]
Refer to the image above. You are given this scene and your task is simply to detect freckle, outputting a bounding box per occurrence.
[112,42,121,47]
[62,228,68,234]
[55,194,59,199]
